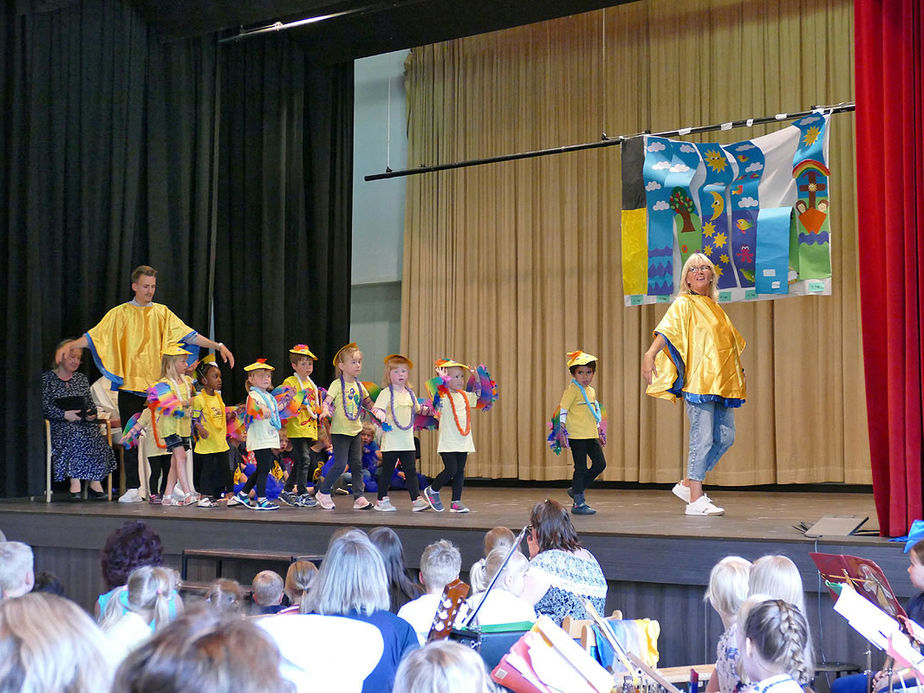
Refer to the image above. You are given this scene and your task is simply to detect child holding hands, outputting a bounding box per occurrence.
[280,345,322,508]
[232,359,283,511]
[371,354,429,513]
[190,359,233,507]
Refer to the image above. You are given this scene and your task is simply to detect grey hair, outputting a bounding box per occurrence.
[744,598,814,685]
[251,571,284,607]
[420,540,461,591]
[0,592,115,692]
[393,640,495,693]
[305,529,389,616]
[0,542,33,597]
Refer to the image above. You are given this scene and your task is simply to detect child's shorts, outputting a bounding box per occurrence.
[164,435,190,452]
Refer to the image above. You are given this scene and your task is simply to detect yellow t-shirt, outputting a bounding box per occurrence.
[191,390,229,454]
[437,390,478,453]
[153,376,193,439]
[559,382,601,440]
[86,302,196,394]
[374,387,418,452]
[327,377,369,437]
[283,374,320,439]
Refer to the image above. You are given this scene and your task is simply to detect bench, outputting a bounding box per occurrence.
[180,548,324,580]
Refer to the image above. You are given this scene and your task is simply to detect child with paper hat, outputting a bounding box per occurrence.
[316,343,381,511]
[370,354,430,512]
[120,344,200,506]
[422,358,497,513]
[190,357,233,507]
[552,350,607,515]
[231,359,282,511]
[279,345,322,508]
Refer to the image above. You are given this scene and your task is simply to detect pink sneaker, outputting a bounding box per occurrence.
[316,492,335,510]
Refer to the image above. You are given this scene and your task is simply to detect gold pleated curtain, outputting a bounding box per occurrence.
[402,0,870,486]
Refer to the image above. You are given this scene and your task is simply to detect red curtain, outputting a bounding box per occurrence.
[855,0,924,536]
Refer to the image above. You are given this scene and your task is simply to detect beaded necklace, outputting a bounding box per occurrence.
[571,379,601,424]
[446,388,471,436]
[388,384,417,431]
[339,374,362,421]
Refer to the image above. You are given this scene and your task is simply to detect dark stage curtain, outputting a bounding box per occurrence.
[214,35,353,404]
[855,0,924,536]
[1,1,353,496]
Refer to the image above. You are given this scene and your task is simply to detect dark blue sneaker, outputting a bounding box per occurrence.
[424,486,444,512]
[571,502,596,515]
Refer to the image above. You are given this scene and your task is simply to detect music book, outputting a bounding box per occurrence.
[811,552,906,618]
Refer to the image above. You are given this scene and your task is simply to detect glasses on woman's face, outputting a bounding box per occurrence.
[687,265,712,273]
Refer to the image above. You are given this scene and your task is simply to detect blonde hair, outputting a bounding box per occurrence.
[748,555,805,613]
[420,540,462,592]
[335,346,361,372]
[305,529,389,616]
[100,566,181,632]
[285,561,319,614]
[0,592,115,692]
[679,252,719,300]
[393,640,494,693]
[470,527,517,592]
[251,571,284,607]
[484,547,528,591]
[159,353,187,380]
[0,542,33,597]
[743,598,814,685]
[704,555,752,620]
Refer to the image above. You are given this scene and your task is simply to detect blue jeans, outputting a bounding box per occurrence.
[686,399,735,481]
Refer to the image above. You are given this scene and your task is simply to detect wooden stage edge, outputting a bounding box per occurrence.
[0,485,906,672]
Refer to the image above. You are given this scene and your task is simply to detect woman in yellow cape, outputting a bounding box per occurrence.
[642,253,746,517]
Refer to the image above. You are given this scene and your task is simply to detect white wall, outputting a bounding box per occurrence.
[351,50,409,384]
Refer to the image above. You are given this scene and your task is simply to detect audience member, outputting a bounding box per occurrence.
[393,639,495,693]
[305,529,418,692]
[469,526,516,593]
[204,579,245,615]
[704,556,752,693]
[739,598,814,689]
[0,592,115,691]
[370,527,422,613]
[100,520,164,592]
[112,608,293,693]
[398,539,463,644]
[521,499,606,624]
[100,566,183,661]
[279,561,318,614]
[32,570,65,596]
[252,570,286,615]
[467,548,536,627]
[0,541,34,600]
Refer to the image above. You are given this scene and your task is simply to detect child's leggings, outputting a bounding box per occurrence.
[285,437,314,494]
[321,434,364,497]
[431,452,467,502]
[379,450,420,500]
[570,438,606,499]
[148,454,170,495]
[241,448,273,498]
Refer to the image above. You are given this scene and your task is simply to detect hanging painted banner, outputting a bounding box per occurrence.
[620,113,832,306]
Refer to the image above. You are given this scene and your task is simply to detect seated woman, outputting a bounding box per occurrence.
[521,499,607,625]
[42,340,116,500]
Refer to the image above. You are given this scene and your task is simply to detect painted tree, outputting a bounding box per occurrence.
[669,187,697,234]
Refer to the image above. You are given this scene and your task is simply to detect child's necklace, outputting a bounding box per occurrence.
[340,375,361,421]
[388,384,417,431]
[447,389,471,436]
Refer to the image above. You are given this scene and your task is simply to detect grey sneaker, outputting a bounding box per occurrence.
[297,494,318,508]
[423,486,444,512]
[278,491,298,507]
[411,497,430,512]
[450,501,470,514]
[374,497,397,512]
[571,502,596,515]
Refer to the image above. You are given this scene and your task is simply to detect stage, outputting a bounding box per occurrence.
[0,485,903,682]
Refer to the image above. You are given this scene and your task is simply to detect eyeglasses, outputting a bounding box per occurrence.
[687,265,712,273]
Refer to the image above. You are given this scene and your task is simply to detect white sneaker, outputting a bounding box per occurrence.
[118,488,143,504]
[411,498,430,512]
[316,492,335,510]
[374,497,397,512]
[685,495,725,516]
[671,481,691,503]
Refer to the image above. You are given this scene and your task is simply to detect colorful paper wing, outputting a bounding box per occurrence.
[466,364,498,411]
[547,410,569,455]
[120,413,143,449]
[362,381,383,403]
[271,385,306,421]
[146,382,183,417]
[225,406,246,443]
[413,398,439,431]
[598,405,608,446]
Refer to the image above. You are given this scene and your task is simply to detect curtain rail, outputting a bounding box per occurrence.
[364,101,855,182]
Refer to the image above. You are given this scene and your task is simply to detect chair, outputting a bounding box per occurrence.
[44,418,116,502]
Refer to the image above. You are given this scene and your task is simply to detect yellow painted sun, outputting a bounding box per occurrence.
[714,265,723,277]
[720,253,730,264]
[803,126,821,146]
[703,245,713,257]
[704,149,727,173]
[703,222,715,237]
[713,232,727,248]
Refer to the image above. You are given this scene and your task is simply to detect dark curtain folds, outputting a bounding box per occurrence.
[214,35,353,404]
[855,0,924,536]
[1,1,353,496]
